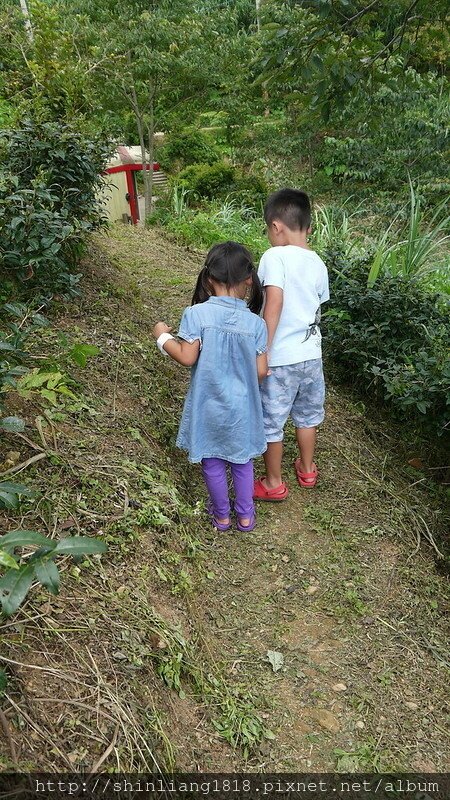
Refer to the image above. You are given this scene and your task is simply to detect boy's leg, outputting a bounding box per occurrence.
[201,458,230,523]
[291,359,325,481]
[295,426,317,475]
[258,364,299,493]
[230,461,255,525]
[262,441,284,489]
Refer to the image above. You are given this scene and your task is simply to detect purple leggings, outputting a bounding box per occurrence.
[201,458,255,518]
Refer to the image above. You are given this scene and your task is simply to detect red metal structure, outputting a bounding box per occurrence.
[104,161,160,225]
[102,146,162,225]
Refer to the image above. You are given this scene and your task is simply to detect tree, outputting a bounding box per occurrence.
[256,0,449,120]
[0,0,101,130]
[58,0,233,218]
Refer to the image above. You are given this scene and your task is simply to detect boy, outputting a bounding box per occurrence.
[254,188,329,500]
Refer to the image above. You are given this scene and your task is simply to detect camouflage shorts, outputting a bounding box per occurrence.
[259,358,325,441]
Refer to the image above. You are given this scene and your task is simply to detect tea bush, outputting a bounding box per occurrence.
[232,170,267,208]
[157,128,219,173]
[178,162,235,199]
[177,162,267,205]
[324,254,450,440]
[0,120,108,293]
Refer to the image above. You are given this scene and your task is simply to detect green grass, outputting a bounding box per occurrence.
[149,193,268,259]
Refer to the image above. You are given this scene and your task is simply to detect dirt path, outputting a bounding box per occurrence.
[1,225,448,772]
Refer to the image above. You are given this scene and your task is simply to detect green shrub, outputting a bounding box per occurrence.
[0,120,108,293]
[178,162,235,199]
[0,529,107,617]
[232,170,267,208]
[157,128,219,173]
[325,254,449,440]
[176,162,267,206]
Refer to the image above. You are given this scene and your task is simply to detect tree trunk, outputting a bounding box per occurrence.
[144,99,155,221]
[135,111,147,223]
[127,60,148,225]
[19,0,33,42]
[256,0,270,115]
[255,0,262,31]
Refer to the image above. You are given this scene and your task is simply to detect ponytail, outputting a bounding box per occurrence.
[191,265,212,305]
[247,269,264,315]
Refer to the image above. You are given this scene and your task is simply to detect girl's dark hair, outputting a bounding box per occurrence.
[191,241,264,314]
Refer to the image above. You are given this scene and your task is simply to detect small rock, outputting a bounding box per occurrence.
[405,701,419,710]
[332,682,347,692]
[309,709,340,733]
[306,584,319,595]
[281,555,290,563]
[355,721,365,730]
[258,740,272,756]
[112,650,127,661]
[411,757,437,772]
[271,564,278,572]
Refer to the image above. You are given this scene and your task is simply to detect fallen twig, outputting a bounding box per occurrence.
[112,334,123,421]
[0,451,47,478]
[0,708,18,765]
[12,432,45,452]
[89,723,120,772]
[0,655,90,682]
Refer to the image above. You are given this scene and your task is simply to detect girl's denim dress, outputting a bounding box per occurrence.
[176,296,268,464]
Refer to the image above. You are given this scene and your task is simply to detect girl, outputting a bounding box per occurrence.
[153,241,268,532]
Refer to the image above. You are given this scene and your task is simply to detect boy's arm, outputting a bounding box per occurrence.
[153,322,200,367]
[263,285,283,351]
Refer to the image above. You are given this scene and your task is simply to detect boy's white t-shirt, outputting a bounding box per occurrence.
[258,245,330,367]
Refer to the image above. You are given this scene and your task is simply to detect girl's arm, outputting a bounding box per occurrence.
[153,322,200,367]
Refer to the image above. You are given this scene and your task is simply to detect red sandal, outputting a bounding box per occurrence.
[253,478,289,501]
[294,459,318,488]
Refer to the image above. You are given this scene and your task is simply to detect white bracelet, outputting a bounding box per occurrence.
[156,332,175,355]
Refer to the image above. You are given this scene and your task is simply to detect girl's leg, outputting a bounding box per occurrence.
[230,460,255,527]
[201,458,230,524]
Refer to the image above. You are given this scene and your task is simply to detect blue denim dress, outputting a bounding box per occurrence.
[176,296,268,464]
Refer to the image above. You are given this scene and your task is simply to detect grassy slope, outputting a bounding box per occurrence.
[0,225,448,772]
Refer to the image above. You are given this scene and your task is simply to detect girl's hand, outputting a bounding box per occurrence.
[153,322,173,339]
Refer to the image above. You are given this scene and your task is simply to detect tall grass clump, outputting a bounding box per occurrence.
[368,183,449,288]
[312,201,363,261]
[149,187,267,259]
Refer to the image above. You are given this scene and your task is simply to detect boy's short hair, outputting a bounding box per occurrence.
[264,188,311,232]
